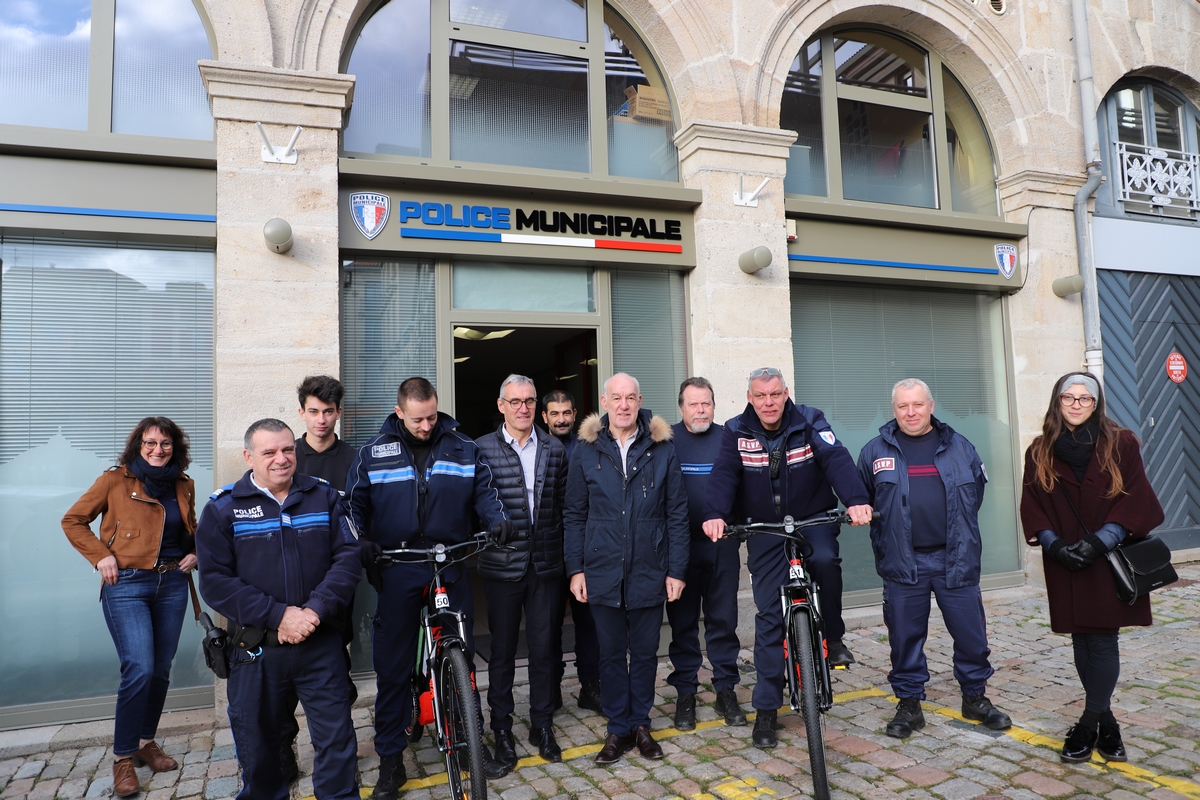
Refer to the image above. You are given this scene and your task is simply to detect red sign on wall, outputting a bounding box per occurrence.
[1166,350,1188,383]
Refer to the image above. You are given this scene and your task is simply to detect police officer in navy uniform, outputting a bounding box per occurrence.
[196,419,361,800]
[666,377,746,730]
[857,378,1011,738]
[703,367,872,749]
[345,377,511,799]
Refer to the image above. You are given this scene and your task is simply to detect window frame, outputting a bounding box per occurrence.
[0,0,217,162]
[339,0,681,184]
[1096,79,1200,224]
[781,26,1001,221]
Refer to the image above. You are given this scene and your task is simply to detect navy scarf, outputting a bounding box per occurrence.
[129,456,181,500]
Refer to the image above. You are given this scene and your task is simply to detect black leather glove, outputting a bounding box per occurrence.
[360,540,384,592]
[490,519,515,546]
[1055,538,1100,571]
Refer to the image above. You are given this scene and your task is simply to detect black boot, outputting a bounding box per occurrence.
[373,754,406,800]
[714,688,748,726]
[1096,712,1126,762]
[578,679,603,714]
[752,709,778,749]
[674,693,696,731]
[886,698,926,739]
[961,694,1012,730]
[1061,721,1099,763]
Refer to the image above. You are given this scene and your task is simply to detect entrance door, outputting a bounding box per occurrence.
[1099,270,1200,550]
[452,326,598,438]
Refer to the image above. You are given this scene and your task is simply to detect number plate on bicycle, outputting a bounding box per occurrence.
[789,565,804,580]
[435,592,450,609]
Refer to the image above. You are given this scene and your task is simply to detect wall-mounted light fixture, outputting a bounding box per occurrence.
[738,246,772,274]
[1052,274,1085,297]
[263,218,293,253]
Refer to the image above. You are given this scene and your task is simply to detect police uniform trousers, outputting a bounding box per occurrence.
[666,536,742,694]
[373,561,475,757]
[226,627,358,800]
[555,576,600,685]
[746,522,841,711]
[484,570,560,732]
[280,602,358,749]
[590,602,662,736]
[882,547,994,699]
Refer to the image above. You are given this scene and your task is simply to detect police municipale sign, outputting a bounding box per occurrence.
[1166,351,1188,383]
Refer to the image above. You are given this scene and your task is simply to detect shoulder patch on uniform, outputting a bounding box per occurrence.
[819,430,837,446]
[980,462,988,482]
[371,442,401,458]
[873,458,895,474]
[209,483,235,500]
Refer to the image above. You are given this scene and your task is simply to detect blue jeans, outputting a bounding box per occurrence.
[101,568,189,756]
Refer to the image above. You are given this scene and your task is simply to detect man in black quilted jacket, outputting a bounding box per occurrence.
[475,374,568,771]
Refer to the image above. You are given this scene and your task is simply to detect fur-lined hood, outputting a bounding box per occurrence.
[578,410,673,444]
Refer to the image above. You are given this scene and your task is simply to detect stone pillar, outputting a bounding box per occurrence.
[675,122,797,420]
[198,62,355,483]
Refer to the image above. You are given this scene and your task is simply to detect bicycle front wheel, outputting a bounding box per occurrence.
[790,610,830,800]
[438,643,487,800]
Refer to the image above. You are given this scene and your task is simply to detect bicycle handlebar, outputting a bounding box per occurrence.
[379,530,495,565]
[723,509,880,541]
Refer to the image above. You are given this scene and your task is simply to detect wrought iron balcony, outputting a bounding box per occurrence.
[1115,141,1200,215]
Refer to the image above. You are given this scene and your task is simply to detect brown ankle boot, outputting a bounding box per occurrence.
[113,758,140,797]
[133,740,178,772]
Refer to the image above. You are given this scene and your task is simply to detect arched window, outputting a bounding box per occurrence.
[1096,80,1200,221]
[0,0,213,141]
[780,29,999,216]
[342,0,679,182]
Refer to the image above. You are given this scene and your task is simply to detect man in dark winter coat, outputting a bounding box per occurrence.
[857,378,1011,739]
[703,367,871,749]
[564,373,689,764]
[666,377,746,731]
[476,375,568,769]
[344,377,510,798]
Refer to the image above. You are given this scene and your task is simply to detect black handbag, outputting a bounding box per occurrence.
[1059,485,1178,605]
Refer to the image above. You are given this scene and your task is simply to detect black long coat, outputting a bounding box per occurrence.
[1020,429,1165,634]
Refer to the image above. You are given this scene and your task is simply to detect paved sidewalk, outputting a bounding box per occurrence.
[2,563,1198,800]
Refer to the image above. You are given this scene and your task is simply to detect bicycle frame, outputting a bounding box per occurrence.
[779,532,835,714]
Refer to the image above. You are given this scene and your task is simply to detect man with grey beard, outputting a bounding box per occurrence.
[666,377,746,730]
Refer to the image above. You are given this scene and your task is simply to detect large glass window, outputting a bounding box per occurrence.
[782,29,999,216]
[1098,82,1200,221]
[343,0,678,181]
[791,280,1019,594]
[0,1,91,130]
[453,263,594,311]
[111,0,213,139]
[0,237,215,709]
[611,269,687,423]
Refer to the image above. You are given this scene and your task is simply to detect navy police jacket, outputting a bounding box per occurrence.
[705,399,868,525]
[563,409,690,610]
[856,417,987,588]
[345,412,507,549]
[196,472,361,631]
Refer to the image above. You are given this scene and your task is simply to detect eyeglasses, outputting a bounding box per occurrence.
[504,398,537,409]
[1059,394,1095,408]
[748,367,784,381]
[142,440,174,450]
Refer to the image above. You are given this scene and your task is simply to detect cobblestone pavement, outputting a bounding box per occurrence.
[2,563,1198,800]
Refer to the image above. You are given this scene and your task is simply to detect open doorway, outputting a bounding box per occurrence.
[452,326,598,439]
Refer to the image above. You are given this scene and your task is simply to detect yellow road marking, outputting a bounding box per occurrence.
[320,685,1200,800]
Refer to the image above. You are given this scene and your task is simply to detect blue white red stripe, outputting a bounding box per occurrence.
[401,228,682,253]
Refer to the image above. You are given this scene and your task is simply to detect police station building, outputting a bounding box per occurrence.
[2,0,1199,728]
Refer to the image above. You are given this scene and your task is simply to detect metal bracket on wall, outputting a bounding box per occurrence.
[256,123,303,165]
[733,174,770,207]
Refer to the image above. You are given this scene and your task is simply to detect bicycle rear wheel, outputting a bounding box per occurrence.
[438,644,487,800]
[790,610,830,800]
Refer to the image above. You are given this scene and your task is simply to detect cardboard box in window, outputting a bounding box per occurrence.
[624,85,672,123]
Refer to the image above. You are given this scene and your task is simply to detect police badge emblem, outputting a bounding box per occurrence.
[350,192,390,240]
[994,244,1018,280]
[819,430,836,445]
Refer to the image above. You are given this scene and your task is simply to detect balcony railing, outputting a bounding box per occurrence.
[1116,141,1200,215]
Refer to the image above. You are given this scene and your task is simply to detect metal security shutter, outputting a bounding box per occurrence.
[340,258,437,446]
[610,268,687,424]
[790,279,1020,595]
[1098,269,1200,550]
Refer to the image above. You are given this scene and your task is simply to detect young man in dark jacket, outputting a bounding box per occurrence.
[666,377,746,730]
[703,367,872,749]
[475,375,568,769]
[857,378,1011,738]
[564,373,690,764]
[344,377,511,798]
[196,419,361,800]
[294,375,357,492]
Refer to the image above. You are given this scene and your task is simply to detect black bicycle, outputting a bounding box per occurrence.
[379,531,496,800]
[724,510,866,800]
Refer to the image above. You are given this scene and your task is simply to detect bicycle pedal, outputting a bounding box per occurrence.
[831,664,849,670]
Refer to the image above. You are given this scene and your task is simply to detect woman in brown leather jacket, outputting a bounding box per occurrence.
[62,417,198,797]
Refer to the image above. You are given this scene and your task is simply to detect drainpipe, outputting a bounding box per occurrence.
[1070,0,1105,383]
